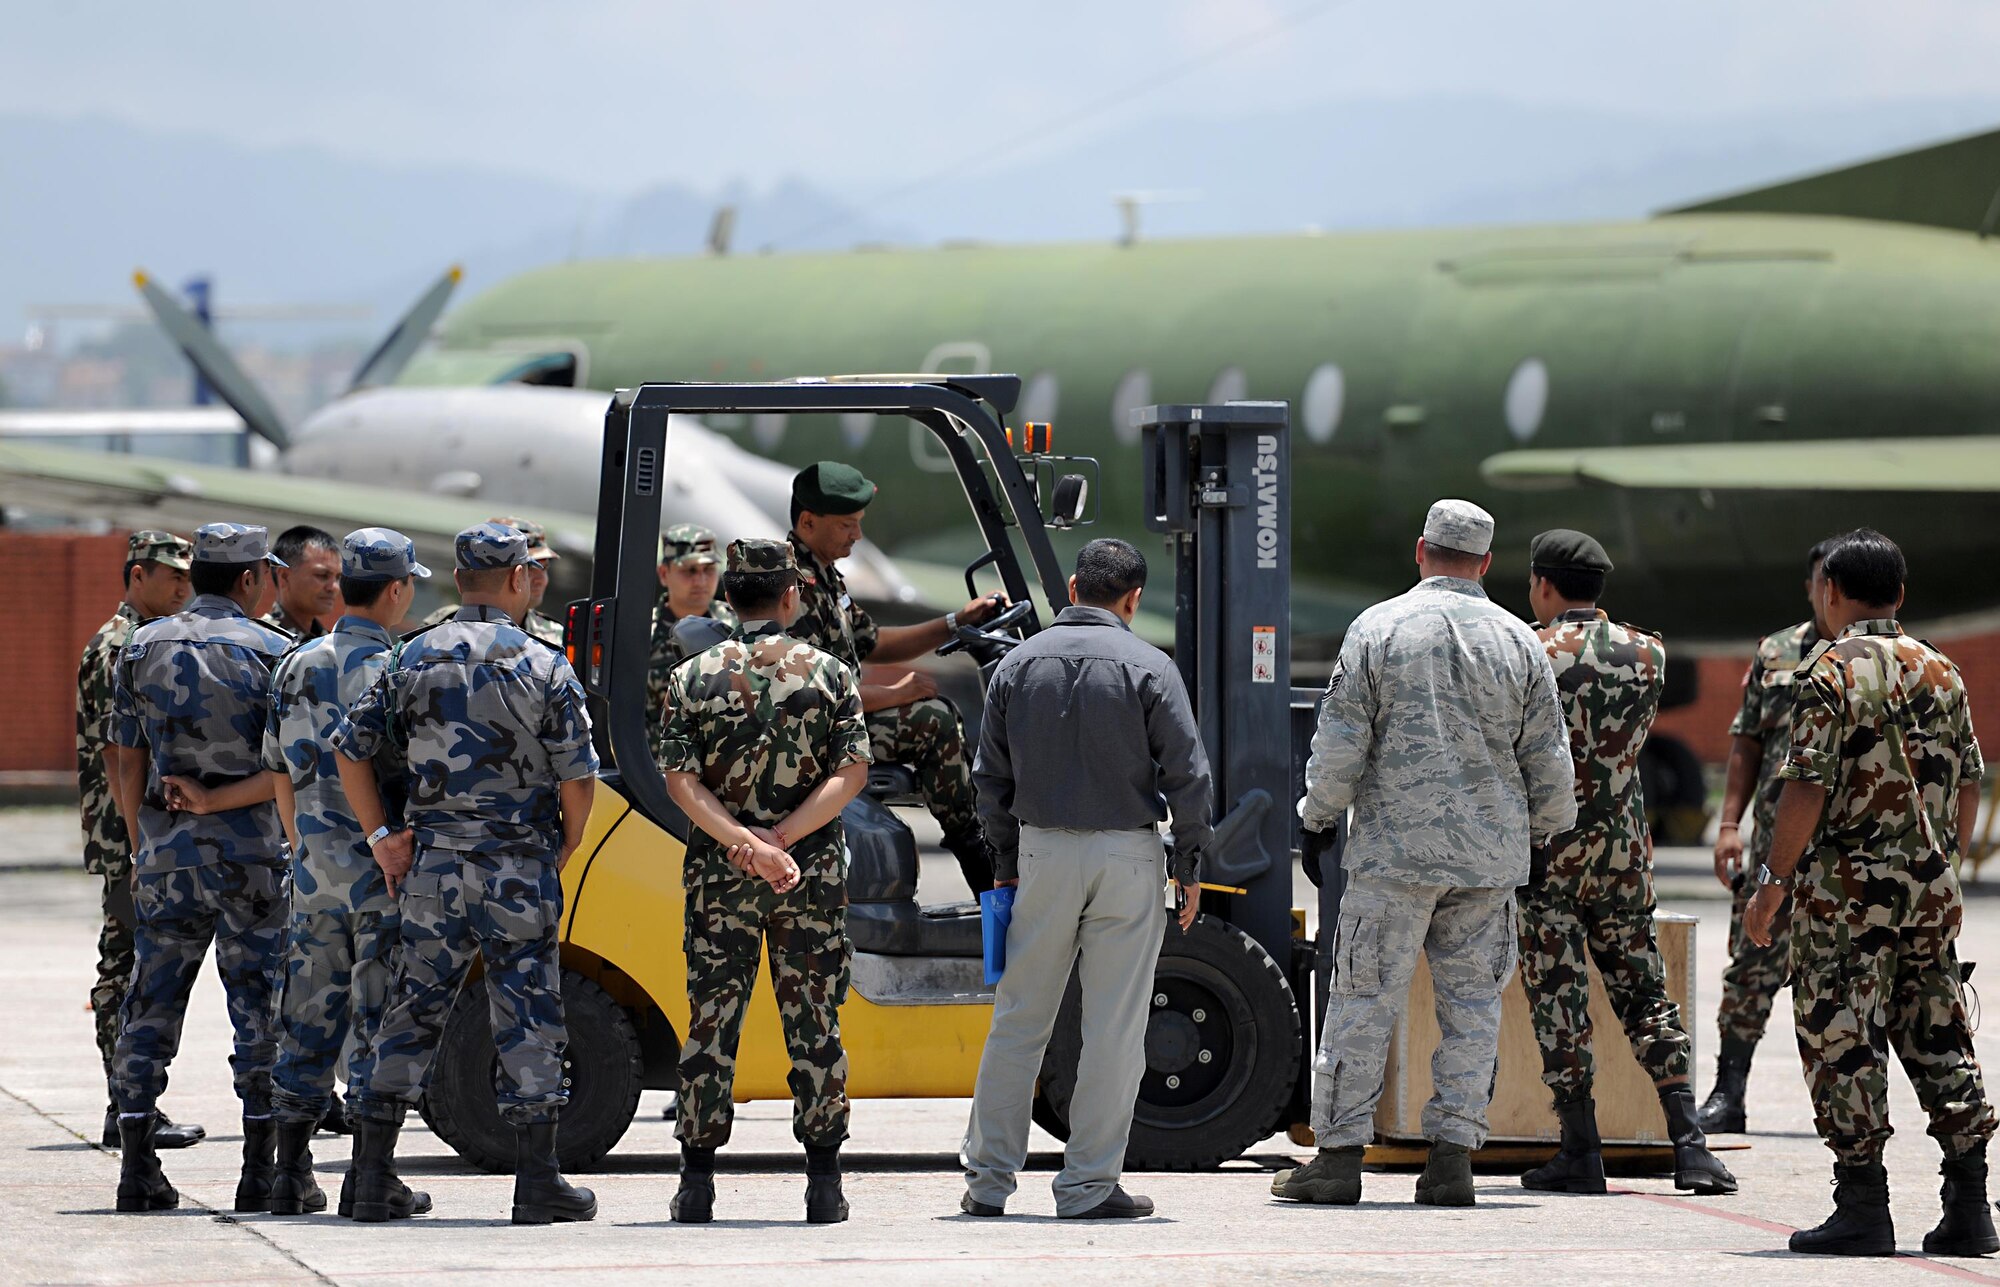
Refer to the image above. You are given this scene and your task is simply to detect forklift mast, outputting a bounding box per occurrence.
[1139,401,1297,967]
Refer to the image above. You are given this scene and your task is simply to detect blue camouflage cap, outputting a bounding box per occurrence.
[455,521,532,570]
[193,522,286,567]
[342,527,432,581]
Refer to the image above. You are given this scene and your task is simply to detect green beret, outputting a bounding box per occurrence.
[792,461,877,516]
[1530,529,1614,575]
[727,538,797,575]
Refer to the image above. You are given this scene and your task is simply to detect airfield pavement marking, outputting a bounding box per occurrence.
[1620,1189,2000,1283]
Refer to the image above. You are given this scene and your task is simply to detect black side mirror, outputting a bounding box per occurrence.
[1049,474,1090,528]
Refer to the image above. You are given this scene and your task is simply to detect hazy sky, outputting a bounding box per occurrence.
[5,0,2000,192]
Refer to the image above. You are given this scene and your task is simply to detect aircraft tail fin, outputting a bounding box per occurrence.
[1665,126,2000,234]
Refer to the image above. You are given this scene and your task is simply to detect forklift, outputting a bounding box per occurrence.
[415,376,1326,1172]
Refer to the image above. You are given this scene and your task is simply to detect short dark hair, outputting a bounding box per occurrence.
[1532,565,1604,603]
[273,525,337,568]
[1072,539,1148,606]
[455,566,514,595]
[1820,528,1905,608]
[724,569,797,616]
[339,574,404,608]
[191,560,259,598]
[122,559,143,588]
[1807,538,1834,575]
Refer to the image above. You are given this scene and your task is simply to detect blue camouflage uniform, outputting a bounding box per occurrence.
[338,523,599,1127]
[263,529,431,1126]
[110,524,292,1118]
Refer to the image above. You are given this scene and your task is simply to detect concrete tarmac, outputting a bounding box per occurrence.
[8,846,2000,1285]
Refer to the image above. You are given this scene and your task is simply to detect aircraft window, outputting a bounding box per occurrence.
[1022,371,1060,424]
[840,412,873,449]
[752,413,788,450]
[1207,366,1248,404]
[1505,358,1548,442]
[1111,368,1152,445]
[1302,364,1345,443]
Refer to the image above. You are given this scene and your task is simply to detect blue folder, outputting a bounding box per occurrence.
[979,885,1016,986]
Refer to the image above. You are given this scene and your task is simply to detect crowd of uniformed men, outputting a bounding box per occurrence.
[69,457,1992,1254]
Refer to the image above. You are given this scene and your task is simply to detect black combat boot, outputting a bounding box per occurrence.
[1271,1146,1363,1205]
[346,1110,428,1223]
[1659,1085,1738,1194]
[318,1088,353,1136]
[1522,1095,1607,1194]
[941,828,997,894]
[1415,1140,1476,1206]
[114,1112,178,1212]
[102,1096,204,1149]
[671,1143,716,1223]
[805,1141,849,1224]
[510,1116,597,1225]
[1791,1161,1895,1256]
[1925,1148,1999,1257]
[1696,1042,1753,1135]
[235,1117,278,1212]
[266,1119,328,1216]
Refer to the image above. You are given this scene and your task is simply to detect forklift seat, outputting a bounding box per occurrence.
[842,792,983,957]
[865,763,924,807]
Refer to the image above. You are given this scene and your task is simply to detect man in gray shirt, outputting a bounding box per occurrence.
[961,538,1213,1220]
[1274,500,1575,1209]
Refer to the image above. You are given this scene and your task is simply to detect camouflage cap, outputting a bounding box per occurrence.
[127,529,193,571]
[726,538,798,575]
[659,522,721,568]
[455,521,532,570]
[791,461,877,516]
[1529,528,1614,575]
[341,527,432,581]
[488,515,558,561]
[193,522,286,567]
[1421,499,1494,558]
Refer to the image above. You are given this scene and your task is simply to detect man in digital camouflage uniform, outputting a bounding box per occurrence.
[76,529,205,1152]
[658,538,872,1226]
[1746,529,1997,1258]
[1275,500,1574,1209]
[647,523,739,754]
[263,525,341,641]
[786,462,1010,896]
[1699,540,1830,1134]
[261,528,433,1218]
[1514,529,1735,1196]
[107,523,291,1214]
[415,516,565,646]
[334,521,599,1225]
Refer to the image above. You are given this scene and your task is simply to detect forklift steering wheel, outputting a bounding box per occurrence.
[936,598,1035,657]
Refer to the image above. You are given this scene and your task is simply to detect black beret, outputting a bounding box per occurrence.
[792,461,877,516]
[1530,528,1614,574]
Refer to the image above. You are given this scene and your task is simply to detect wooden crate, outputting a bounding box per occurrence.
[1373,912,1696,1146]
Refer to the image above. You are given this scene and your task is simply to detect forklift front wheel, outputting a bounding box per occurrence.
[420,967,645,1173]
[1033,916,1301,1170]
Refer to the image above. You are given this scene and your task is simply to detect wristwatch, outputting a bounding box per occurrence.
[366,824,393,848]
[1755,863,1793,889]
[944,610,958,633]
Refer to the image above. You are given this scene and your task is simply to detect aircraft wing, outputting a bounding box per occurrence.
[1480,437,2000,493]
[0,441,597,567]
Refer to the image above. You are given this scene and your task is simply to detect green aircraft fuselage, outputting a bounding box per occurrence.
[401,212,2000,644]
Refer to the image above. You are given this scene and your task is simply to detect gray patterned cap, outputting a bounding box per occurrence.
[455,521,532,570]
[193,522,286,566]
[1421,499,1494,558]
[660,523,721,568]
[127,529,193,570]
[341,527,432,581]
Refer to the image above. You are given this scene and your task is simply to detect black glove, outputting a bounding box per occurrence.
[1517,843,1551,895]
[1300,824,1336,889]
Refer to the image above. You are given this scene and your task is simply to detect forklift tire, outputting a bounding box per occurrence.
[1033,917,1301,1171]
[420,968,644,1174]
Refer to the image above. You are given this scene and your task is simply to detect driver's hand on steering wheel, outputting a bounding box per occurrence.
[958,592,1010,628]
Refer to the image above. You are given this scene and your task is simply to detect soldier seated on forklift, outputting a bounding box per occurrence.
[785,461,1014,897]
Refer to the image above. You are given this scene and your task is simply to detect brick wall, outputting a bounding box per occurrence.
[1654,628,2000,767]
[0,530,129,774]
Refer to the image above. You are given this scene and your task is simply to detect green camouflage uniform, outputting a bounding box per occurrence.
[1716,620,1817,1053]
[658,552,872,1150]
[1781,619,1995,1167]
[786,531,976,841]
[646,524,739,756]
[77,600,144,1072]
[1519,608,1692,1101]
[261,604,323,643]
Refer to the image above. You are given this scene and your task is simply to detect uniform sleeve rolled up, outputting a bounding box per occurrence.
[540,659,600,782]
